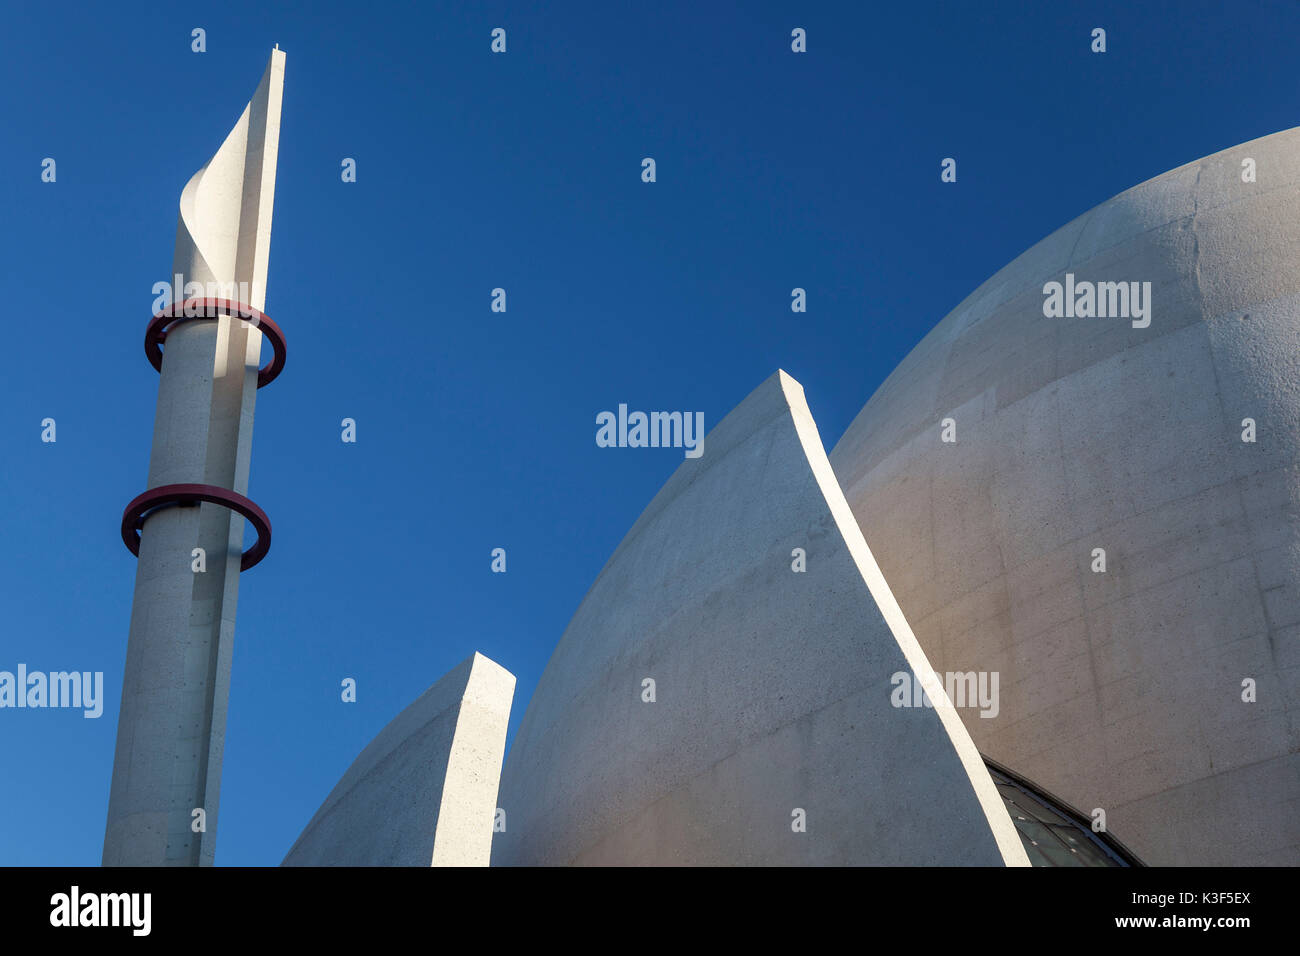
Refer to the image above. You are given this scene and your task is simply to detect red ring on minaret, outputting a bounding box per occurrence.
[121,483,272,571]
[145,298,287,387]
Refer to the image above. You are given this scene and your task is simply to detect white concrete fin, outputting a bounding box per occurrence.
[172,48,285,311]
[283,653,516,867]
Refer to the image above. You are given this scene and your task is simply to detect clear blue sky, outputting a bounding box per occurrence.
[3,0,1298,865]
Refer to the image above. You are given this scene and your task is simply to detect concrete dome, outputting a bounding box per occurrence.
[830,127,1300,865]
[494,372,1028,866]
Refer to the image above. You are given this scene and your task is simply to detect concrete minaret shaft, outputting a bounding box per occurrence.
[105,49,286,866]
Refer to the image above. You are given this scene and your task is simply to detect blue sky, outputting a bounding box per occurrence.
[3,0,1298,865]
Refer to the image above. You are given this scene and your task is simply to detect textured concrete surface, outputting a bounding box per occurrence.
[494,371,1029,866]
[830,127,1300,866]
[104,50,285,866]
[283,653,515,867]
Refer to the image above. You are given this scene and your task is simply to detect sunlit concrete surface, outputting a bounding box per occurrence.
[104,49,285,867]
[830,127,1300,866]
[283,653,515,867]
[493,371,1029,866]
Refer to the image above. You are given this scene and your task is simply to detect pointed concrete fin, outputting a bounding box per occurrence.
[283,652,516,867]
[494,370,1030,866]
[172,47,285,310]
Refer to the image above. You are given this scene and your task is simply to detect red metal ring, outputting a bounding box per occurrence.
[145,298,286,387]
[121,483,272,571]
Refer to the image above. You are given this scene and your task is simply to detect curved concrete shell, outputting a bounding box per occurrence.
[493,371,1029,866]
[283,653,514,866]
[172,49,283,312]
[830,127,1300,866]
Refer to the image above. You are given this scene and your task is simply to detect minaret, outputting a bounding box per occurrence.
[104,49,286,866]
